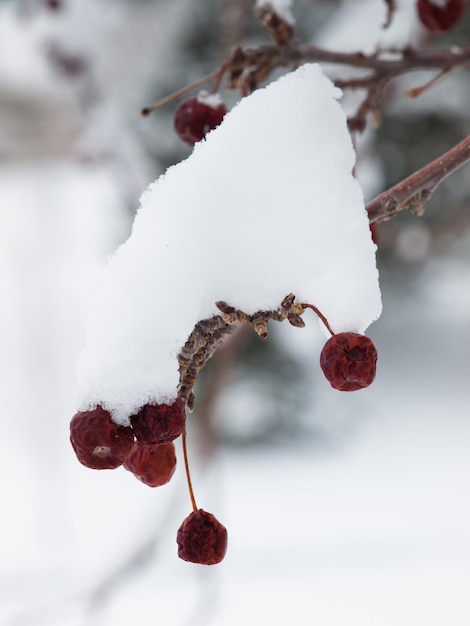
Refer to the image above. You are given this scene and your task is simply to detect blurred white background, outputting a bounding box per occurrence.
[1,1,469,625]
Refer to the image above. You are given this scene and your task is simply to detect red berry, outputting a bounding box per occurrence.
[370,223,379,245]
[123,441,177,487]
[174,92,227,146]
[70,407,134,469]
[320,332,378,391]
[177,509,228,565]
[417,0,465,32]
[130,400,186,444]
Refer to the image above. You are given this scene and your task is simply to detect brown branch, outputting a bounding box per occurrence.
[140,39,470,116]
[366,135,470,223]
[227,41,470,89]
[294,43,470,74]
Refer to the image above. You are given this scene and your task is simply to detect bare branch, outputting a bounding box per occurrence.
[141,68,225,116]
[366,135,470,223]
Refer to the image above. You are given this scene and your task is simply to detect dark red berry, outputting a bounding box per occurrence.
[174,92,227,146]
[70,407,134,469]
[123,441,177,487]
[320,332,378,392]
[130,400,186,444]
[417,0,465,32]
[177,509,228,565]
[370,223,379,245]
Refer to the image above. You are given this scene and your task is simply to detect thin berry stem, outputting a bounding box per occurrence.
[141,68,223,116]
[405,67,454,99]
[211,62,228,94]
[182,430,198,513]
[301,302,335,336]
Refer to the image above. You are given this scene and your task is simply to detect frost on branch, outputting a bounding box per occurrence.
[74,63,382,426]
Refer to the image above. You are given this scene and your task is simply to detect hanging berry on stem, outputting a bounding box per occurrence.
[174,92,227,146]
[141,65,228,145]
[300,301,378,392]
[177,430,228,565]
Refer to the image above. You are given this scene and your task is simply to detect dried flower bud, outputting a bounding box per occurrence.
[252,316,268,339]
[287,312,305,328]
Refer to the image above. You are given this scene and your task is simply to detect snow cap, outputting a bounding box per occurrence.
[75,63,382,424]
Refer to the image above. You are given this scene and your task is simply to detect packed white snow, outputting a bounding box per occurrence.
[75,63,382,424]
[315,0,421,56]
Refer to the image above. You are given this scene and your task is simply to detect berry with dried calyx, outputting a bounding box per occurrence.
[124,441,176,487]
[417,0,465,32]
[130,399,186,444]
[70,406,134,469]
[320,332,378,391]
[174,92,227,146]
[177,509,228,565]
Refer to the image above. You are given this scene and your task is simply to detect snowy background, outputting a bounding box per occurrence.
[1,1,469,625]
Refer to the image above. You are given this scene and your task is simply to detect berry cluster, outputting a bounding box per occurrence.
[70,296,377,566]
[70,400,227,565]
[70,401,184,474]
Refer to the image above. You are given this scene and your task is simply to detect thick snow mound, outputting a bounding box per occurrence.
[75,63,382,424]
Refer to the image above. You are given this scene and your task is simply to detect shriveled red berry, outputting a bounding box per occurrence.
[70,406,134,469]
[320,332,378,391]
[123,441,177,487]
[130,399,186,444]
[177,509,227,565]
[417,0,465,32]
[174,92,227,146]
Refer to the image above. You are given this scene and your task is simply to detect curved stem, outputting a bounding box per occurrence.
[182,430,198,513]
[301,303,335,336]
[211,62,229,94]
